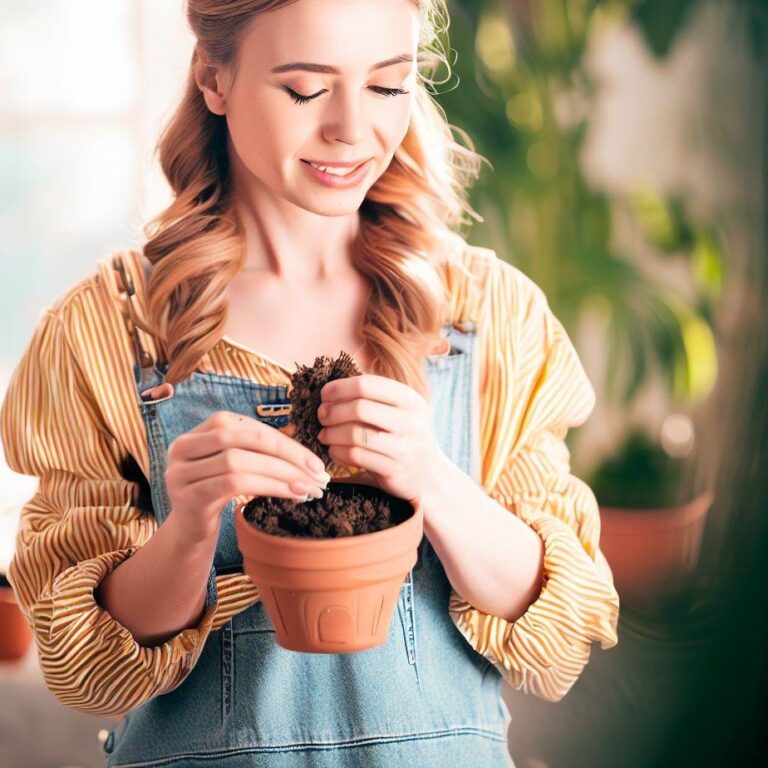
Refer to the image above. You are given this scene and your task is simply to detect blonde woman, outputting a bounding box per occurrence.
[0,1,619,766]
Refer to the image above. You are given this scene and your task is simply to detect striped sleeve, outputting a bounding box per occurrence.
[448,257,620,703]
[0,306,218,717]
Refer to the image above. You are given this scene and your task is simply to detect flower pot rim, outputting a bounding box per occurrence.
[599,489,714,525]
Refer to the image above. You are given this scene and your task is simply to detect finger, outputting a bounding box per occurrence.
[322,374,418,407]
[327,444,395,477]
[319,398,403,433]
[171,420,325,474]
[173,447,327,489]
[320,423,394,459]
[180,472,311,505]
[188,410,250,434]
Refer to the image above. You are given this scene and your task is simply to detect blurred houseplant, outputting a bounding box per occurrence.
[433,2,765,766]
[440,0,722,604]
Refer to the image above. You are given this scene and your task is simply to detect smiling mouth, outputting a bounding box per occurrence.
[301,159,369,176]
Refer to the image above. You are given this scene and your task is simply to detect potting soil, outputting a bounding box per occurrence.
[243,351,398,539]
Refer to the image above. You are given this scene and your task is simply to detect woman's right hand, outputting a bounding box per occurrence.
[164,411,329,547]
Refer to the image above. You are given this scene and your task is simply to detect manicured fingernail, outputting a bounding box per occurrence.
[311,470,331,487]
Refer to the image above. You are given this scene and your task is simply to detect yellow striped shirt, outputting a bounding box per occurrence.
[0,245,619,715]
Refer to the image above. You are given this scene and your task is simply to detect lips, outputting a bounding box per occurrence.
[301,159,369,170]
[301,157,372,187]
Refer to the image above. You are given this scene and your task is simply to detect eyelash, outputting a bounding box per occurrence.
[284,86,410,105]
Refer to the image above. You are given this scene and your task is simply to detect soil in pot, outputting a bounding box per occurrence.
[243,350,401,538]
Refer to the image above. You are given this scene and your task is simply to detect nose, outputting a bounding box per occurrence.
[322,86,365,146]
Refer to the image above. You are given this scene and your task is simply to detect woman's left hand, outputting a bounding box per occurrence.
[317,374,447,505]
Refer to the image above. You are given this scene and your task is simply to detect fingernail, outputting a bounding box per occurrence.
[311,470,331,487]
[306,455,325,473]
[140,389,154,401]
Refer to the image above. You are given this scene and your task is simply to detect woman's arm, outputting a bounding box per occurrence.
[416,455,545,623]
[1,308,219,716]
[94,511,218,647]
[440,254,620,703]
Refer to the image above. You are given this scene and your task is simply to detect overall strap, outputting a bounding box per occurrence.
[111,252,167,386]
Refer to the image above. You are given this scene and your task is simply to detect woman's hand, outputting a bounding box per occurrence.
[165,411,330,547]
[316,374,448,505]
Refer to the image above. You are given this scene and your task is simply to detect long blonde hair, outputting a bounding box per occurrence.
[135,0,489,400]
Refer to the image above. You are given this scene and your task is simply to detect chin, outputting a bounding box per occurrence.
[289,190,370,217]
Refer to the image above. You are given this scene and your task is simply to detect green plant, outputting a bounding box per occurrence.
[429,0,742,511]
[439,0,720,412]
[587,427,685,508]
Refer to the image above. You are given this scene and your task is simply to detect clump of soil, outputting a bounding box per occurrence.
[243,351,399,539]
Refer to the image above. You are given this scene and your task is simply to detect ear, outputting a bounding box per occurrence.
[194,56,228,116]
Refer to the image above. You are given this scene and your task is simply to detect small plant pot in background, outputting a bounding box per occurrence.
[0,579,33,661]
[599,490,713,606]
[234,480,422,654]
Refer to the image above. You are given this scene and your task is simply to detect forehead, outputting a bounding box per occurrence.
[238,0,420,72]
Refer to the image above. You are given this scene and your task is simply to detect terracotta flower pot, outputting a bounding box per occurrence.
[599,490,713,606]
[234,480,423,654]
[0,584,33,661]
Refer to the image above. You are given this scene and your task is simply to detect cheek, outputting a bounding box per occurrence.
[381,98,412,149]
[226,89,308,174]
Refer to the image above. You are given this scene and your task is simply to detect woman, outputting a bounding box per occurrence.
[0,1,620,766]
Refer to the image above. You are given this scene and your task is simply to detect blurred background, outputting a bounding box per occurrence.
[1,0,766,766]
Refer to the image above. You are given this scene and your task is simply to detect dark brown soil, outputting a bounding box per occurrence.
[243,351,399,539]
[243,485,398,539]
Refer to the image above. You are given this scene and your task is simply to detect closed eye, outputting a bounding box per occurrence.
[284,86,410,105]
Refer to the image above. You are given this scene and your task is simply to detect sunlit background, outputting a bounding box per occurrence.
[1,0,766,766]
[0,0,192,566]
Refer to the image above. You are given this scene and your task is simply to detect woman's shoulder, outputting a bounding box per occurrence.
[437,241,494,326]
[3,248,154,479]
[46,246,155,356]
[43,247,143,319]
[45,248,156,366]
[439,240,544,330]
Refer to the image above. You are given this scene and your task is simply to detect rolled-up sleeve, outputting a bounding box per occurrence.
[448,258,620,703]
[1,308,217,717]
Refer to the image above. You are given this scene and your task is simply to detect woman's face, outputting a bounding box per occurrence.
[200,0,419,217]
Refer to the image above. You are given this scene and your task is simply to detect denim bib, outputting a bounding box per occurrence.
[102,274,513,767]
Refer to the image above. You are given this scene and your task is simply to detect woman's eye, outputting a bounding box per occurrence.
[370,86,410,98]
[285,87,323,104]
[284,86,409,105]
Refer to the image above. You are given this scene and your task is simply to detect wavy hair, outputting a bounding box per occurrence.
[134,0,490,400]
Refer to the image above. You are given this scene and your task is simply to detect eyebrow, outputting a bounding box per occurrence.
[270,54,413,75]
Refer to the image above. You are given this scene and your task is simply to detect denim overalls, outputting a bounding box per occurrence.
[102,266,513,767]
